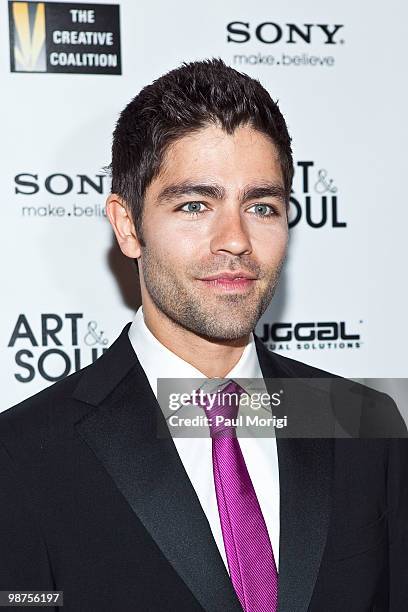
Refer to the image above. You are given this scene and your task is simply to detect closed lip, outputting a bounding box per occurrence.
[199,271,257,281]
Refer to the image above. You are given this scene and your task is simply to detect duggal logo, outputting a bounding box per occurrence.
[258,321,362,352]
[9,1,121,74]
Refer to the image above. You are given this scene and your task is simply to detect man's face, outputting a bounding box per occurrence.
[138,123,288,341]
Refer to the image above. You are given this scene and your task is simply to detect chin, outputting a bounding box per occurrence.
[191,319,255,342]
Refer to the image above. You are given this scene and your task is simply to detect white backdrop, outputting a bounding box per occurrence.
[2,0,407,411]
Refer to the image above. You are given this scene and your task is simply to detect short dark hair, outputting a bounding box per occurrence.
[110,58,293,245]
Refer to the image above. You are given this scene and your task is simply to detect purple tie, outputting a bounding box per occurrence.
[198,380,278,612]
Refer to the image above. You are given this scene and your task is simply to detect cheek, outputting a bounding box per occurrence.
[145,211,199,246]
[254,226,288,261]
[145,222,198,263]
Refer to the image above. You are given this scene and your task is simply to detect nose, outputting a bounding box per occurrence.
[209,207,252,257]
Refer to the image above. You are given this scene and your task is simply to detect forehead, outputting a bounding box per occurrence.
[155,123,283,188]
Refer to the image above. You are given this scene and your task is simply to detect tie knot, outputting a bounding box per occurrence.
[197,380,246,438]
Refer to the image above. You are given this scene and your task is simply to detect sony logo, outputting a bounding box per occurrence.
[227,22,344,45]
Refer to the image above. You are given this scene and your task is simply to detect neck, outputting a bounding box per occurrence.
[141,302,250,378]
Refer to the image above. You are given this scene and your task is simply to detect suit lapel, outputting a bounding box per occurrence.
[73,324,242,612]
[254,336,334,612]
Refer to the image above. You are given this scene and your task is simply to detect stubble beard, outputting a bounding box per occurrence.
[140,244,285,341]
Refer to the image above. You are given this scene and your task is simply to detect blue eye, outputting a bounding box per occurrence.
[178,202,207,216]
[249,204,276,217]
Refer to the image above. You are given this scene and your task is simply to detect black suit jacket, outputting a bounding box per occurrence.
[0,323,407,612]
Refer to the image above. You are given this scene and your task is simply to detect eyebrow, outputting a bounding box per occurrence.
[156,181,287,205]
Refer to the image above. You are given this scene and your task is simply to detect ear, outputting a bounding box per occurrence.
[105,193,141,259]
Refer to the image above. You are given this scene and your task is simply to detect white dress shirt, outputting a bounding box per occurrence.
[128,306,280,571]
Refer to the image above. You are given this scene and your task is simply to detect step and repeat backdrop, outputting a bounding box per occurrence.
[1,0,407,411]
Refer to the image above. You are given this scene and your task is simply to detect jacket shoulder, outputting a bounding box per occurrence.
[256,337,341,379]
[0,364,94,450]
[0,322,135,450]
[256,338,407,436]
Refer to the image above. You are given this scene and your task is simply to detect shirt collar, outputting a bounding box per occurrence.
[128,306,264,397]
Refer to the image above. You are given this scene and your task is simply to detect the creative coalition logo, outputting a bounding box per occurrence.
[8,1,121,74]
[259,321,362,352]
[14,171,108,218]
[8,313,109,382]
[290,161,346,229]
[226,20,345,68]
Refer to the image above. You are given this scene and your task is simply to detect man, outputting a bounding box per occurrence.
[0,59,407,612]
